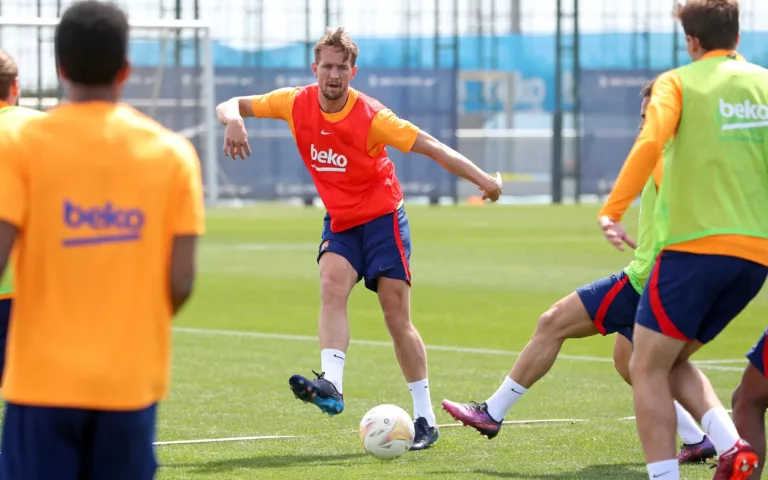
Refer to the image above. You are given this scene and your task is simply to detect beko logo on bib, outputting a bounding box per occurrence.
[310,144,347,172]
[719,99,768,130]
[62,199,145,247]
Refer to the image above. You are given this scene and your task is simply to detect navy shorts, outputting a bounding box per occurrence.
[0,403,158,480]
[318,206,411,292]
[0,298,9,384]
[635,251,767,343]
[746,328,768,376]
[577,271,638,341]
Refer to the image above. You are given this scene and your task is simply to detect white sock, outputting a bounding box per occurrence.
[646,459,679,480]
[674,401,706,445]
[320,349,345,394]
[701,406,740,455]
[485,376,528,422]
[408,379,436,427]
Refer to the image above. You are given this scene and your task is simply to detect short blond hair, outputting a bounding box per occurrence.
[313,27,359,67]
[0,49,18,100]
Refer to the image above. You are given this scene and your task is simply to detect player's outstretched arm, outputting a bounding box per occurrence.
[598,71,681,251]
[216,96,256,125]
[216,88,295,160]
[216,97,255,160]
[411,130,503,201]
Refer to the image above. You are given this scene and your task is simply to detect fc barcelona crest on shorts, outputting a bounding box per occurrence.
[320,240,330,251]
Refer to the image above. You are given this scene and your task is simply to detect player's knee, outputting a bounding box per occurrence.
[628,354,643,382]
[733,378,768,412]
[732,383,744,410]
[319,271,354,305]
[612,336,633,385]
[533,306,564,339]
[380,297,409,328]
[378,285,410,331]
[613,354,632,386]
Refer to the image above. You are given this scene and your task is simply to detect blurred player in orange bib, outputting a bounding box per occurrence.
[0,2,205,479]
[216,27,503,450]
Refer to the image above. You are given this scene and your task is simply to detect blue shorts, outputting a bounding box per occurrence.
[0,403,158,480]
[747,328,768,376]
[576,271,638,341]
[318,206,411,292]
[635,251,768,343]
[0,298,9,384]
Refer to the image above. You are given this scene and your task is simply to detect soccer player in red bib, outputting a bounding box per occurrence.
[216,27,503,450]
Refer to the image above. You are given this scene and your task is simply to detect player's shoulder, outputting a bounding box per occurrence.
[0,106,46,130]
[655,69,680,85]
[354,88,386,111]
[293,84,317,99]
[0,107,46,147]
[738,60,768,76]
[9,106,46,120]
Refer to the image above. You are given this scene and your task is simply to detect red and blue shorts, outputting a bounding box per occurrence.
[635,251,767,343]
[576,271,639,341]
[318,206,411,292]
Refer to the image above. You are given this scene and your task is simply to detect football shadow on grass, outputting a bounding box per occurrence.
[434,462,648,479]
[164,453,368,473]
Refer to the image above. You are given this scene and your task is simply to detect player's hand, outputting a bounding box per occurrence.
[480,172,503,202]
[223,118,252,160]
[599,216,637,252]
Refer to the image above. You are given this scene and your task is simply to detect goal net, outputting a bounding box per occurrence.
[0,17,219,204]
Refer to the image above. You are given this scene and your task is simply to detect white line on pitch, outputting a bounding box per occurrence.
[155,435,300,446]
[443,418,586,427]
[172,327,746,370]
[618,409,732,421]
[202,243,317,252]
[156,418,584,446]
[695,359,747,365]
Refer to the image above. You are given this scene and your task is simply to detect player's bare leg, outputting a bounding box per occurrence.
[612,333,633,384]
[633,329,757,479]
[377,277,438,450]
[730,364,768,479]
[508,293,598,386]
[630,325,688,477]
[442,292,598,439]
[612,334,714,463]
[289,252,357,416]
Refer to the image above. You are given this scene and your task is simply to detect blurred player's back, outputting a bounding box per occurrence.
[0,2,204,479]
[3,103,200,408]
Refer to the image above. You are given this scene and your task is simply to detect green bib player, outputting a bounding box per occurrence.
[0,49,45,384]
[597,1,768,478]
[441,80,716,464]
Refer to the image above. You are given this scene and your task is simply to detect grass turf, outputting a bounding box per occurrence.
[157,204,766,479]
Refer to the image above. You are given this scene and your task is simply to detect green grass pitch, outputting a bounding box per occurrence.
[158,203,767,479]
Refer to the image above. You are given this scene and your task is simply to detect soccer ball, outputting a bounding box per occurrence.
[358,404,415,460]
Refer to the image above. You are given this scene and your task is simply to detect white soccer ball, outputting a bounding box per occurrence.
[358,404,415,460]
